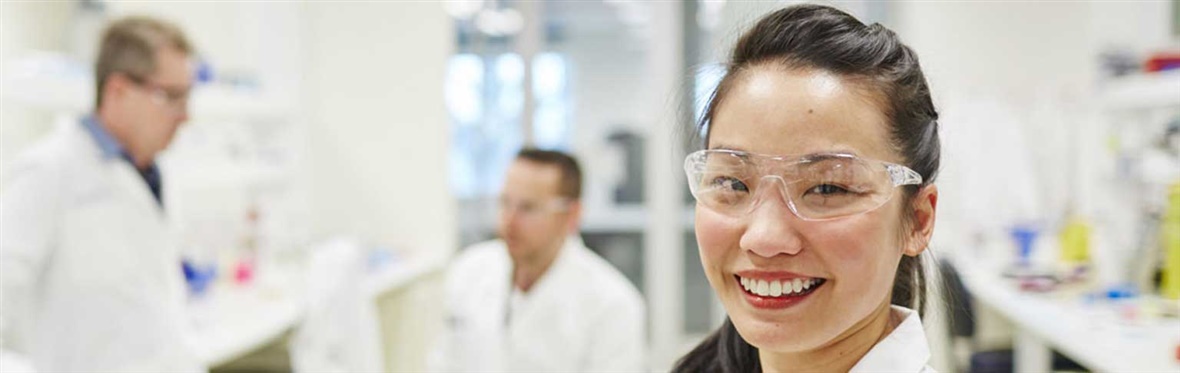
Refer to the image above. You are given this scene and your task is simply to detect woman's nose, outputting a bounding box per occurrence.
[739,178,805,258]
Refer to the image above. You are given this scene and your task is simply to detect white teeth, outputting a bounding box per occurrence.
[739,276,822,297]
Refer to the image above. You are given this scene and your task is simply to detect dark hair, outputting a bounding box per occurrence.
[515,148,583,200]
[95,16,192,109]
[674,4,940,372]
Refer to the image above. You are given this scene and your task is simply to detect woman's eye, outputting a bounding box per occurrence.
[807,184,849,195]
[711,176,748,192]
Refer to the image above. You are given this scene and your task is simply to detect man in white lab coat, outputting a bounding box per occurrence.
[0,17,202,372]
[433,149,647,372]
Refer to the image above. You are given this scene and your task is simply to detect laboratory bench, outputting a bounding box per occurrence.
[187,246,446,369]
[953,255,1180,373]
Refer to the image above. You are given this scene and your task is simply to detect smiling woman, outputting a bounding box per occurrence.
[674,4,941,373]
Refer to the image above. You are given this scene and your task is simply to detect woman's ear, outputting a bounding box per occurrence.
[904,185,938,257]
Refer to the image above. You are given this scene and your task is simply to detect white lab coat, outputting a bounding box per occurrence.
[0,120,202,372]
[431,236,647,372]
[850,306,936,373]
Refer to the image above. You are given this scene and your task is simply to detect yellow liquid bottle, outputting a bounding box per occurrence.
[1059,214,1091,265]
[1161,182,1180,300]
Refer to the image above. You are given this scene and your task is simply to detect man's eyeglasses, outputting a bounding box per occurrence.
[127,75,190,110]
[498,196,571,219]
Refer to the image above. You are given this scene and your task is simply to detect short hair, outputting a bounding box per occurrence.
[515,148,583,200]
[94,16,193,109]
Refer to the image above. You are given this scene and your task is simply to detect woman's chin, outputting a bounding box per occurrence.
[730,314,829,353]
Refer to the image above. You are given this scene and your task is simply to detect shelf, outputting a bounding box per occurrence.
[1,71,290,122]
[1101,69,1180,111]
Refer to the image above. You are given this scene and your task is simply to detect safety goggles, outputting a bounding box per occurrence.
[684,149,922,221]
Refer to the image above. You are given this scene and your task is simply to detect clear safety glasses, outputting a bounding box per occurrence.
[684,149,923,221]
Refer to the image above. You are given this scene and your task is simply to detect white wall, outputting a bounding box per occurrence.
[301,1,455,259]
[297,5,454,370]
[894,2,1096,106]
[0,1,71,170]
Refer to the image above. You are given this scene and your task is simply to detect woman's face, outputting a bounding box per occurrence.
[696,66,918,353]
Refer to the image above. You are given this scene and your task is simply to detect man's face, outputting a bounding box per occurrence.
[497,159,578,264]
[109,47,192,164]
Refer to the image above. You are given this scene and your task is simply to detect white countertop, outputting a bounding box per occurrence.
[956,258,1180,373]
[188,281,303,367]
[187,251,446,368]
